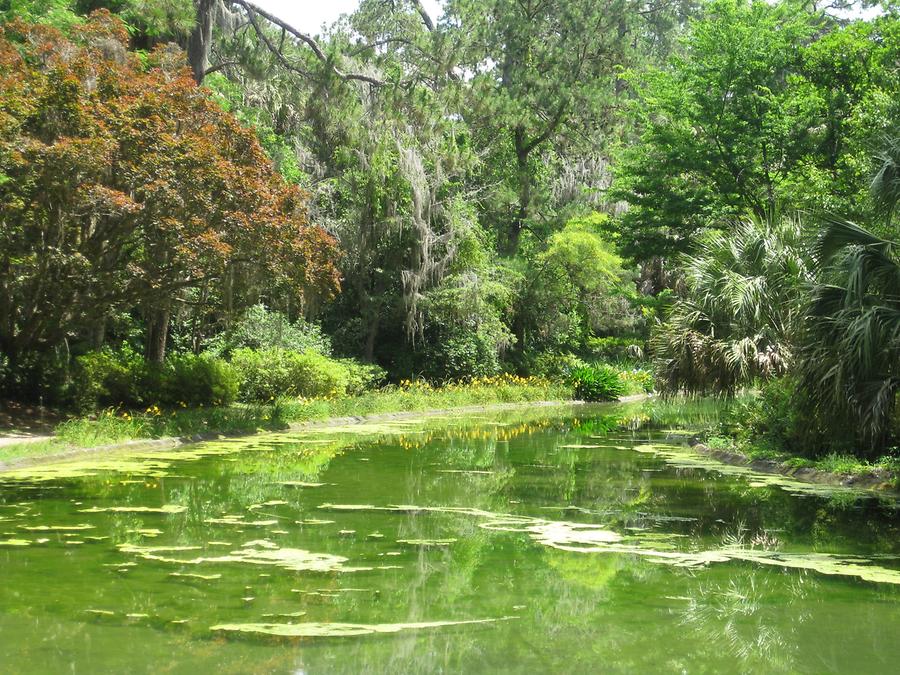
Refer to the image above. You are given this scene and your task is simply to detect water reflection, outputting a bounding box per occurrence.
[0,401,897,673]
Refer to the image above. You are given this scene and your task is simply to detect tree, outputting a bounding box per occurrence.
[652,215,812,394]
[519,214,639,355]
[0,13,339,364]
[612,0,821,261]
[799,218,900,454]
[449,0,636,254]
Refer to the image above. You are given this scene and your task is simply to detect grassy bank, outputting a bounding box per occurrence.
[703,434,900,489]
[0,376,572,463]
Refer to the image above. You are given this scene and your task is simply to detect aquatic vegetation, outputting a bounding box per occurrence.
[322,502,900,586]
[20,524,95,532]
[209,617,516,638]
[630,444,869,497]
[203,517,279,527]
[118,540,370,573]
[79,505,186,514]
[396,538,458,547]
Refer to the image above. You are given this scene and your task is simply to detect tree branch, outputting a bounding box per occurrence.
[204,61,239,77]
[229,0,385,86]
[409,0,435,32]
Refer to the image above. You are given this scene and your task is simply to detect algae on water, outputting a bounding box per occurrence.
[209,616,515,638]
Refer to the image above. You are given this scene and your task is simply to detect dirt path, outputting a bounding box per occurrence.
[0,434,53,448]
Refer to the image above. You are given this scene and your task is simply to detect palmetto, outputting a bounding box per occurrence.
[653,215,812,395]
[800,217,900,452]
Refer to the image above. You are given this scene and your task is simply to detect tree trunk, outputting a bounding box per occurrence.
[146,306,171,364]
[364,314,380,362]
[506,131,531,256]
[188,0,216,84]
[91,318,106,350]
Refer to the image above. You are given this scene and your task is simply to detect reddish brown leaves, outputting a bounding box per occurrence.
[0,13,339,352]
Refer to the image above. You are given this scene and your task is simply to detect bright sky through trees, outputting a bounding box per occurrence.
[253,0,443,33]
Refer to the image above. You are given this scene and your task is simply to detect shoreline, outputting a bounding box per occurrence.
[689,440,898,494]
[2,394,893,495]
[0,399,591,473]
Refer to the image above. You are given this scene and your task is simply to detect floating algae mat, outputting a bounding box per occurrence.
[0,400,898,673]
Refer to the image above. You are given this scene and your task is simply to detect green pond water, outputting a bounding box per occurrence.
[1,399,898,674]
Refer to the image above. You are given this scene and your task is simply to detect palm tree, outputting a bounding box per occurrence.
[799,218,900,453]
[652,215,812,395]
[872,136,900,222]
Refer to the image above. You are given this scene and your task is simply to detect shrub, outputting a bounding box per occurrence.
[74,347,147,412]
[231,348,350,402]
[421,330,503,382]
[0,348,72,405]
[75,348,237,411]
[206,304,331,356]
[529,352,588,380]
[161,354,239,407]
[586,336,645,362]
[722,376,851,458]
[618,367,654,394]
[569,365,626,402]
[340,360,387,396]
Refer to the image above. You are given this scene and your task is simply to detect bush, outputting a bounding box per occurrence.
[586,336,646,362]
[340,359,387,396]
[722,376,851,458]
[0,348,72,405]
[529,352,588,380]
[74,347,147,412]
[618,367,654,394]
[421,330,503,382]
[569,365,626,402]
[206,304,331,356]
[161,354,239,407]
[232,348,351,402]
[75,348,237,411]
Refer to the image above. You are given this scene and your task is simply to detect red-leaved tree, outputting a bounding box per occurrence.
[0,11,340,363]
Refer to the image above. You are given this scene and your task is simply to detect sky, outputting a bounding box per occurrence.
[253,0,443,35]
[251,0,880,35]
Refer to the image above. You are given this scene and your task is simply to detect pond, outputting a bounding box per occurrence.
[0,399,898,673]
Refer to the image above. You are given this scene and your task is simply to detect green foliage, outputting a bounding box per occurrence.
[529,352,588,380]
[339,359,387,396]
[652,215,812,395]
[421,331,504,383]
[117,0,194,38]
[418,269,517,382]
[452,0,637,251]
[741,378,814,453]
[0,0,82,29]
[612,3,900,261]
[0,347,71,404]
[799,218,900,453]
[231,349,351,402]
[586,337,646,362]
[569,365,626,402]
[162,353,239,408]
[613,0,820,259]
[618,367,655,394]
[522,216,640,354]
[207,304,332,357]
[74,348,238,411]
[74,347,146,412]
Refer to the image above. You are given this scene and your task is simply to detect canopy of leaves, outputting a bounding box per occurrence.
[0,12,339,358]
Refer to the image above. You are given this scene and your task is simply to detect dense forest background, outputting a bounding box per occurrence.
[1,0,898,459]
